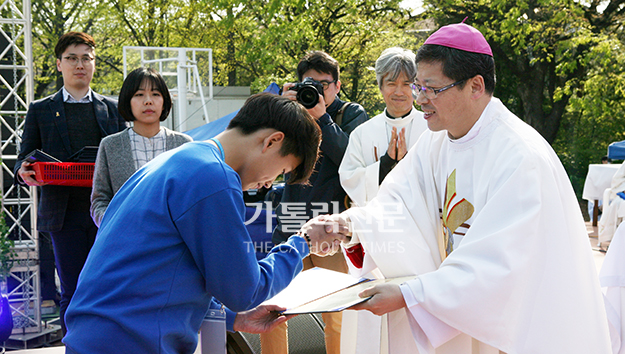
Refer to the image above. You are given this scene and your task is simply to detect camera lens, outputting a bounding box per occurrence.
[296,86,319,109]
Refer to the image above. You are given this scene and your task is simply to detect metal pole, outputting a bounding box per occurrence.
[177,49,187,131]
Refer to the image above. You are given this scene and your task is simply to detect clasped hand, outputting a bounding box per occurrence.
[300,214,350,257]
[388,126,407,161]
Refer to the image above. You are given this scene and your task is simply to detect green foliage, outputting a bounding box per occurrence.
[187,0,424,115]
[26,0,625,206]
[554,34,625,197]
[28,0,427,115]
[422,0,625,201]
[424,0,596,143]
[0,182,16,282]
[0,216,15,282]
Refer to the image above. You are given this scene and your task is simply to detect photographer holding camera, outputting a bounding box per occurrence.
[263,51,369,354]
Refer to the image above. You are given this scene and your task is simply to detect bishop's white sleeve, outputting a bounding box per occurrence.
[400,280,461,349]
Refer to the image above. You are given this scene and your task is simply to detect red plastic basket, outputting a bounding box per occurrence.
[32,162,95,187]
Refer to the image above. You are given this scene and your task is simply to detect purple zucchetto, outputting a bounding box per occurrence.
[424,23,493,57]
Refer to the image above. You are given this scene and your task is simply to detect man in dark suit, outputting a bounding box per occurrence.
[13,32,126,335]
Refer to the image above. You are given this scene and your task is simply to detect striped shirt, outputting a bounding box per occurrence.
[128,127,166,169]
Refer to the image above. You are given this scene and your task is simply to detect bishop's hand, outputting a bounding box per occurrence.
[300,214,350,257]
[349,283,406,316]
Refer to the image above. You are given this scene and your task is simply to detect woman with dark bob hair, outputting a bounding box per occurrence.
[90,67,192,226]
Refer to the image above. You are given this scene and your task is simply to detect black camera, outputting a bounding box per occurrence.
[290,77,324,109]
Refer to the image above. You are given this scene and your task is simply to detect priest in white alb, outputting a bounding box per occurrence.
[310,23,612,354]
[339,46,428,208]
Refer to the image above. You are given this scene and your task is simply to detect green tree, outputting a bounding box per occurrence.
[29,0,430,116]
[191,0,424,116]
[421,0,625,200]
[422,0,601,144]
[30,0,208,98]
[553,34,625,196]
[31,0,105,97]
[86,0,210,95]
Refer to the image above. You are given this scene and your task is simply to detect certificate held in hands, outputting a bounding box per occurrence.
[262,267,416,315]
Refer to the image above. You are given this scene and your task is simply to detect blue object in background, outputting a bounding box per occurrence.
[184,83,281,141]
[608,140,625,160]
[0,294,13,341]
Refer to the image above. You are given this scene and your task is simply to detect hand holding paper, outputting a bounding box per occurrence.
[349,282,407,316]
[262,267,416,315]
[232,304,293,334]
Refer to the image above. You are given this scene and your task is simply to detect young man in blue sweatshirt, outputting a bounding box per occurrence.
[63,93,343,353]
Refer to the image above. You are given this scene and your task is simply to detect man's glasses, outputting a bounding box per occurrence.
[412,79,466,100]
[62,56,94,67]
[319,80,336,90]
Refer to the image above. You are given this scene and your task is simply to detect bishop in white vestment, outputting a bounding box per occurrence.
[316,23,612,354]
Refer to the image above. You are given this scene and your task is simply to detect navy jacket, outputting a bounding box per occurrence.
[14,89,127,232]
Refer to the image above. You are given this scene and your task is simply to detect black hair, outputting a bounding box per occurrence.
[55,32,95,59]
[118,67,172,122]
[296,51,340,83]
[227,93,321,184]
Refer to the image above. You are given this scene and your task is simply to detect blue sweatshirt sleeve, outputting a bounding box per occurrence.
[215,235,309,332]
[174,187,308,313]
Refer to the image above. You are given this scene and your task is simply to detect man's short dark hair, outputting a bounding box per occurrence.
[54,32,96,59]
[118,67,172,122]
[227,93,321,185]
[296,51,340,83]
[416,45,496,94]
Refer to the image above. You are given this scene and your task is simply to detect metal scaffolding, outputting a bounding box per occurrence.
[0,0,41,338]
[122,46,213,132]
[0,7,217,346]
